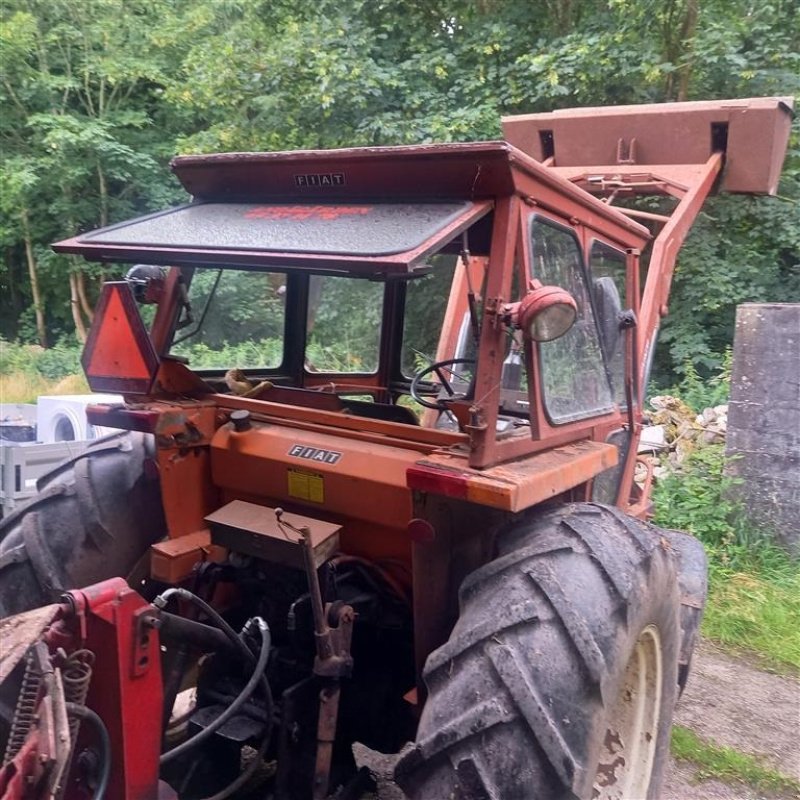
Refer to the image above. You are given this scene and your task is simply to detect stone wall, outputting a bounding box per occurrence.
[725,304,800,556]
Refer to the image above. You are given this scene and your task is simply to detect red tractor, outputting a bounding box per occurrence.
[0,96,793,800]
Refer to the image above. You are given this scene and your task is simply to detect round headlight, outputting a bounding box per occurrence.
[517,285,578,342]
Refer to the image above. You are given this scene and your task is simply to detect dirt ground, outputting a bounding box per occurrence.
[662,640,799,800]
[354,639,800,799]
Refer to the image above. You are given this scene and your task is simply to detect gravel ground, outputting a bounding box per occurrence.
[353,639,800,799]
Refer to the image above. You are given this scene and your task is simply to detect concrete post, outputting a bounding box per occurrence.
[725,304,800,557]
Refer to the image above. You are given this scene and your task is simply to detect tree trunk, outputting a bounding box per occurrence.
[21,207,47,348]
[97,162,109,228]
[663,0,699,101]
[676,0,699,101]
[76,269,94,323]
[69,272,88,344]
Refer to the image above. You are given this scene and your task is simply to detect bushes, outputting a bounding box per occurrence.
[653,445,749,554]
[653,441,800,671]
[34,340,82,379]
[666,352,733,414]
[0,337,82,380]
[173,338,284,370]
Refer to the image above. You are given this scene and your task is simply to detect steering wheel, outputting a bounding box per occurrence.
[410,358,476,410]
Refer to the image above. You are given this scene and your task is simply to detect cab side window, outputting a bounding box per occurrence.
[589,242,627,405]
[529,217,613,423]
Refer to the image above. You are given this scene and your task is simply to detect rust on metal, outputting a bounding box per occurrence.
[149,529,227,584]
[0,604,60,685]
[409,440,617,512]
[503,96,794,194]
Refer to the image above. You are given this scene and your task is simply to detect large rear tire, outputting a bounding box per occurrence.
[0,432,166,617]
[395,503,683,800]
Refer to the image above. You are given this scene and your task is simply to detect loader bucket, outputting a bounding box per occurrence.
[502,96,794,195]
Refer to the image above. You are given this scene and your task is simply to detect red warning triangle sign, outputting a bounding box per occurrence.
[82,283,159,394]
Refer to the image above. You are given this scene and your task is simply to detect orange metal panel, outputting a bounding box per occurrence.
[410,440,617,512]
[468,195,519,468]
[211,423,418,530]
[150,529,227,583]
[214,489,414,595]
[213,394,465,449]
[158,444,219,538]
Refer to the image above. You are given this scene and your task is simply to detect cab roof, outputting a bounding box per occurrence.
[53,141,648,276]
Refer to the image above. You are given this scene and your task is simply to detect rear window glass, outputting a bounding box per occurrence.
[401,257,458,376]
[306,276,384,373]
[170,269,285,368]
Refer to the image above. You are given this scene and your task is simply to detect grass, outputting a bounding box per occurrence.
[0,371,90,403]
[671,726,800,795]
[703,563,800,674]
[653,444,800,675]
[654,435,800,789]
[1,338,86,402]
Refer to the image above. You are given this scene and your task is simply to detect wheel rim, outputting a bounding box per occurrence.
[593,624,662,800]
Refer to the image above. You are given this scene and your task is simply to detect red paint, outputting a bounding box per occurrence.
[244,205,372,221]
[87,404,161,433]
[407,518,436,543]
[406,465,469,499]
[70,583,163,800]
[0,733,41,798]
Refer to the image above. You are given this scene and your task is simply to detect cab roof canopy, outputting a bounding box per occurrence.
[52,142,647,277]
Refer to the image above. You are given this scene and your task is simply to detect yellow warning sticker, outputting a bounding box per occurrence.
[287,468,325,503]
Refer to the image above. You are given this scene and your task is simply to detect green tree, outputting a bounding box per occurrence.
[0,0,182,342]
[1,0,797,383]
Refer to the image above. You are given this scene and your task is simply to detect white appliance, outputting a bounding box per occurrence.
[36,395,124,443]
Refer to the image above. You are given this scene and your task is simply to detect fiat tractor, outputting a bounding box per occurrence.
[0,96,793,800]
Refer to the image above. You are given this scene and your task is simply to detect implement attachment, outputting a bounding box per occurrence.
[503,96,794,195]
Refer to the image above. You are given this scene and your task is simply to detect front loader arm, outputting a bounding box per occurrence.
[503,96,794,399]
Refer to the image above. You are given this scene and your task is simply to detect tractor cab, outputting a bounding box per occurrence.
[54,141,648,495]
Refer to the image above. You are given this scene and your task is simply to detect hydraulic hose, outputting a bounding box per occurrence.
[160,616,271,765]
[153,588,256,665]
[153,588,273,727]
[65,703,111,800]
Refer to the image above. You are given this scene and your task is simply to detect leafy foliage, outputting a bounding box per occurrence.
[1,0,798,383]
[654,444,747,550]
[654,443,800,670]
[657,351,733,412]
[0,337,80,379]
[653,442,776,557]
[654,179,800,382]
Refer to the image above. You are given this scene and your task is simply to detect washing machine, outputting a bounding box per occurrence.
[36,395,124,443]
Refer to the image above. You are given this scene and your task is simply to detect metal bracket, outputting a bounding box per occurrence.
[131,606,154,678]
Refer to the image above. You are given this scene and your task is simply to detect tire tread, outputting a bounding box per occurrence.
[395,503,682,800]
